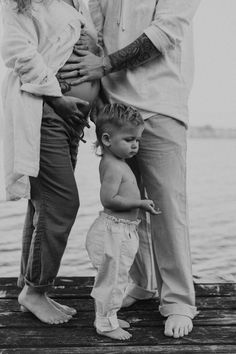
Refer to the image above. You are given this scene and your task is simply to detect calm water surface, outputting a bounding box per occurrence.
[0,133,236,282]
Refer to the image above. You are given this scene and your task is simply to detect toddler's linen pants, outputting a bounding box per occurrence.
[86,212,139,332]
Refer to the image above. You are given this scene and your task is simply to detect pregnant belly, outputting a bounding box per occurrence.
[63,79,100,115]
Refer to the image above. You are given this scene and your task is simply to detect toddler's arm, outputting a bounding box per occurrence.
[101,165,142,211]
[101,165,161,215]
[100,165,159,215]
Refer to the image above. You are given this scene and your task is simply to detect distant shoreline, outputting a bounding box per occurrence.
[1,124,236,141]
[188,125,236,139]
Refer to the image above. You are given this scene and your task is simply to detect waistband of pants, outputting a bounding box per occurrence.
[99,211,140,226]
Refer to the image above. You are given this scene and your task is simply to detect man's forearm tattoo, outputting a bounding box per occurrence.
[109,33,161,72]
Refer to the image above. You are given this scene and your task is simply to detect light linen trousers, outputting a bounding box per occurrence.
[86,212,139,332]
[127,114,198,319]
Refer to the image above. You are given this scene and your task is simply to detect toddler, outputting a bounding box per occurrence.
[86,103,161,340]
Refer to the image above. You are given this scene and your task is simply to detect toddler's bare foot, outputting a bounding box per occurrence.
[164,315,193,338]
[122,294,137,308]
[20,297,77,316]
[97,327,132,340]
[18,285,72,324]
[117,319,130,328]
[94,318,130,329]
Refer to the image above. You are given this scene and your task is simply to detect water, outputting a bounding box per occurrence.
[0,132,236,282]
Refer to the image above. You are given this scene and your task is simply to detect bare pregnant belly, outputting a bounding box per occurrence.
[64,79,100,115]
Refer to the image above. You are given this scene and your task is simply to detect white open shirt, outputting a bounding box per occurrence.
[1,0,96,200]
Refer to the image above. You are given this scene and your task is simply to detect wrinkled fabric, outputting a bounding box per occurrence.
[0,0,96,200]
[89,0,200,122]
[17,103,80,289]
[86,212,139,332]
[126,115,198,319]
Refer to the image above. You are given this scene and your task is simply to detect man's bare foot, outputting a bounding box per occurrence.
[122,294,137,308]
[164,315,193,338]
[94,318,130,329]
[97,327,132,340]
[18,285,72,324]
[20,297,77,316]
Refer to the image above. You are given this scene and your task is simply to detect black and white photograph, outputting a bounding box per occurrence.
[0,0,236,352]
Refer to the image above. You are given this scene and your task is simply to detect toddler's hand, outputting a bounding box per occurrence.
[140,199,162,215]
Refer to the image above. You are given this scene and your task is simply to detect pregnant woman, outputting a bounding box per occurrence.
[1,0,99,324]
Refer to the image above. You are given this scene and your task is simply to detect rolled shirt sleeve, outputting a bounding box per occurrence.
[144,0,201,53]
[1,8,62,97]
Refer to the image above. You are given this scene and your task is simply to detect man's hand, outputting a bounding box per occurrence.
[58,50,104,85]
[46,95,90,127]
[140,199,162,215]
[57,53,83,81]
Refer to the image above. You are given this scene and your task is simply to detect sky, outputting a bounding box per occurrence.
[0,0,236,129]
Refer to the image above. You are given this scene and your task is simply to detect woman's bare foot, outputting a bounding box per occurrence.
[97,327,132,340]
[122,294,137,308]
[18,285,72,324]
[94,318,130,329]
[20,297,77,316]
[46,297,77,316]
[164,315,193,338]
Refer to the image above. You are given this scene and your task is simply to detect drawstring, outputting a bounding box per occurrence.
[117,0,125,31]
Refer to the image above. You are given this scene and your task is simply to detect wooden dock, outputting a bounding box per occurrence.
[0,277,236,353]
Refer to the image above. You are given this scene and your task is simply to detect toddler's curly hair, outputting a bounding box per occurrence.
[95,103,144,152]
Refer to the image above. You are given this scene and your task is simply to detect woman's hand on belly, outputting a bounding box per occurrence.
[45,95,90,126]
[57,52,100,108]
[58,77,100,111]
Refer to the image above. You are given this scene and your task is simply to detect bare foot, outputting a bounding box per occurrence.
[21,297,77,316]
[47,297,77,316]
[122,294,137,308]
[97,327,132,340]
[94,318,130,329]
[18,285,72,324]
[164,315,193,338]
[117,319,130,329]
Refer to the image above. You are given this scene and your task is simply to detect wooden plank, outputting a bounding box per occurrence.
[1,345,236,354]
[195,283,236,297]
[1,309,236,328]
[0,326,236,348]
[0,299,94,312]
[0,278,235,297]
[0,287,92,299]
[2,285,236,307]
[0,277,94,288]
[196,296,236,309]
[1,295,236,314]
